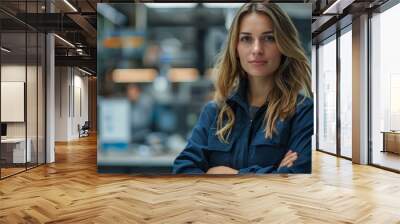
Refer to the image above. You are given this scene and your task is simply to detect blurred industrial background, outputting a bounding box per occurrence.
[1,0,399,177]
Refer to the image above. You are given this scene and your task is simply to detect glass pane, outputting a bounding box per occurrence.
[371,4,400,171]
[1,30,27,177]
[312,45,317,151]
[340,29,352,158]
[317,36,337,154]
[27,31,38,169]
[26,0,39,169]
[38,32,45,165]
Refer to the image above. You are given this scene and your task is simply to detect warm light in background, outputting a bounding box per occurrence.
[168,68,199,82]
[112,69,157,83]
[103,36,144,48]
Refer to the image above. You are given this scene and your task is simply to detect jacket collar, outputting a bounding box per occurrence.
[226,77,249,111]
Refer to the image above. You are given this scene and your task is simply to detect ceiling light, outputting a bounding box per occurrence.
[63,0,78,12]
[203,3,244,8]
[54,34,75,48]
[323,0,343,14]
[1,47,11,53]
[144,3,198,8]
[78,67,92,76]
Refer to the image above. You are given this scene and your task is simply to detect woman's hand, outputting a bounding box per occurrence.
[205,150,297,174]
[279,150,298,168]
[206,166,239,174]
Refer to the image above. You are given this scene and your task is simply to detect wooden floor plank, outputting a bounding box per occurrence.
[0,135,399,223]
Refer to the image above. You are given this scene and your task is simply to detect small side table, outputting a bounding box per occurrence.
[381,131,400,154]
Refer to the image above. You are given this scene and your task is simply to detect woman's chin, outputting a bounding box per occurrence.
[247,71,272,79]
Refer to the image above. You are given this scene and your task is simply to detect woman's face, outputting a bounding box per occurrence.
[236,12,282,78]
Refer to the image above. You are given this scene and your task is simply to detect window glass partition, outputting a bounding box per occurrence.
[0,11,28,178]
[0,1,46,179]
[317,35,337,155]
[339,27,352,158]
[371,3,400,171]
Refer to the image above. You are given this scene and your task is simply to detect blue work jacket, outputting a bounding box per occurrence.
[172,79,314,174]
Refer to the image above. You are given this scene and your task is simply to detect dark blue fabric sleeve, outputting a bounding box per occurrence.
[274,98,313,173]
[238,98,314,174]
[172,102,215,174]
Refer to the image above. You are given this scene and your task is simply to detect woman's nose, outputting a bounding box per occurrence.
[251,40,264,55]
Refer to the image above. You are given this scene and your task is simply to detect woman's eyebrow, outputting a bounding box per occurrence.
[262,31,273,34]
[239,31,273,35]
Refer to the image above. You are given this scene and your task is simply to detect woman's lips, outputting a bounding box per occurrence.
[249,60,267,66]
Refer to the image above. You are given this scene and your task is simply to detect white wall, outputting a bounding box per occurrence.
[55,66,89,141]
[1,65,26,81]
[72,72,89,138]
[1,65,26,139]
[55,66,69,141]
[1,65,38,137]
[1,82,25,122]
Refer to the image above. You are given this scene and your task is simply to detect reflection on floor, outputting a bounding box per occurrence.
[373,150,400,171]
[0,162,41,178]
[0,167,25,178]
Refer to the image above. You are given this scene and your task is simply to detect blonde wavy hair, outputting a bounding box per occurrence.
[213,2,312,143]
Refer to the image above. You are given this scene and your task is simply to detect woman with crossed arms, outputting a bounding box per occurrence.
[173,2,313,174]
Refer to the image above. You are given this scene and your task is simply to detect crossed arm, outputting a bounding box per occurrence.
[172,99,313,174]
[206,150,298,174]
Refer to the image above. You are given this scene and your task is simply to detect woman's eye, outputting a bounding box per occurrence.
[263,35,275,42]
[240,36,252,43]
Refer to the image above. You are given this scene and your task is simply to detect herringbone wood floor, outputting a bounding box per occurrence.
[1,135,400,223]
